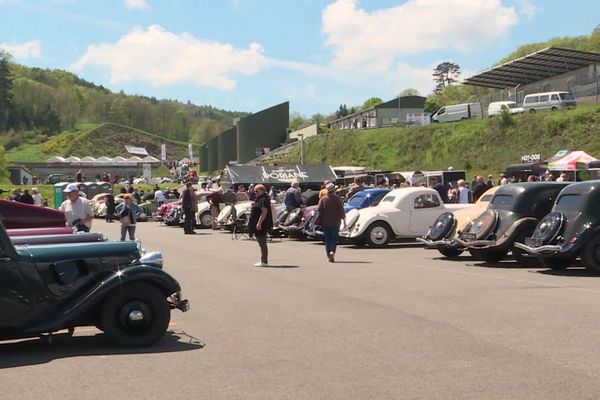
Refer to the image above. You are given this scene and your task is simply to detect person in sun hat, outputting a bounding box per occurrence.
[59,183,94,232]
[315,182,346,263]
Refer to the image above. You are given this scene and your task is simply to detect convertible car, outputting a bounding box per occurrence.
[0,200,65,229]
[0,222,189,347]
[340,187,472,247]
[514,181,600,271]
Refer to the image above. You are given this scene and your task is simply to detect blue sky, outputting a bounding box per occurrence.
[1,0,599,116]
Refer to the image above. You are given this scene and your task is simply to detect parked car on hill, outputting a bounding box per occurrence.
[487,101,523,117]
[0,221,189,347]
[0,200,65,229]
[418,186,500,257]
[514,181,600,271]
[522,91,576,113]
[459,182,569,264]
[340,187,472,247]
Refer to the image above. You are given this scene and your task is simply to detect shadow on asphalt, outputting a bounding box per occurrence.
[0,329,204,369]
[537,267,600,277]
[260,264,300,268]
[333,260,373,264]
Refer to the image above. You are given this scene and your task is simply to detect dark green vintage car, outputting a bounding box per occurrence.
[514,181,600,271]
[458,182,569,264]
[0,223,188,347]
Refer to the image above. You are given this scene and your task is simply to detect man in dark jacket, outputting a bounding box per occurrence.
[248,184,273,267]
[181,182,196,234]
[472,176,489,202]
[18,189,34,205]
[284,180,302,211]
[430,177,449,203]
[315,183,346,262]
[105,188,115,223]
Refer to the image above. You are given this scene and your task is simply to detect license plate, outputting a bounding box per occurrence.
[461,232,476,241]
[525,237,542,247]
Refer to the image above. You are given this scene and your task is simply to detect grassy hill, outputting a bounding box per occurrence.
[5,123,193,162]
[272,103,600,177]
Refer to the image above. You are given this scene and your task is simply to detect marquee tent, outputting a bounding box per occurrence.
[220,164,337,190]
[547,151,597,171]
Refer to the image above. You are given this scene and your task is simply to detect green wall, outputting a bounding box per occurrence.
[218,127,237,169]
[207,136,219,173]
[237,101,289,163]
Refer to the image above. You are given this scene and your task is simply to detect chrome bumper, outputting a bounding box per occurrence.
[513,242,563,255]
[168,292,189,312]
[416,237,464,249]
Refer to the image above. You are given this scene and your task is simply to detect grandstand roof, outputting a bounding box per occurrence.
[464,47,600,89]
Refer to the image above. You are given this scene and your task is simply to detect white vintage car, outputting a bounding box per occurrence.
[340,187,472,247]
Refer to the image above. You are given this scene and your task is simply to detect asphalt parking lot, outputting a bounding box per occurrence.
[3,220,600,399]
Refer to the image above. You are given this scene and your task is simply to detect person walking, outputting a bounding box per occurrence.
[105,188,115,223]
[31,188,44,206]
[206,188,223,230]
[181,182,196,235]
[115,194,141,241]
[315,182,346,263]
[248,184,273,267]
[59,183,94,232]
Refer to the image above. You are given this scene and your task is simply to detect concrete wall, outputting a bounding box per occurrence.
[237,101,289,163]
[217,127,237,169]
[207,136,219,173]
[289,123,318,140]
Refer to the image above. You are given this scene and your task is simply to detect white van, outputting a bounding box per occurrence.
[522,91,576,113]
[487,101,523,117]
[432,102,483,123]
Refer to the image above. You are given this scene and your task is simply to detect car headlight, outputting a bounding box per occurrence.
[139,251,163,269]
[135,239,146,256]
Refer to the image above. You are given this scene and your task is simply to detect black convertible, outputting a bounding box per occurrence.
[0,222,188,347]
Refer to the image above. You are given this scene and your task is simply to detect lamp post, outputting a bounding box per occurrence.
[299,133,305,165]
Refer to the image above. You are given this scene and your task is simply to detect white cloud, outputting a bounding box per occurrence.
[231,0,240,10]
[0,40,42,59]
[124,0,148,10]
[518,0,538,19]
[72,25,267,91]
[322,0,518,71]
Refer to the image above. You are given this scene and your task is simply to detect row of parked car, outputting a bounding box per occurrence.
[0,199,189,347]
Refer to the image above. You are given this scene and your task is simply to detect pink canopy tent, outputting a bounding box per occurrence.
[547,151,598,171]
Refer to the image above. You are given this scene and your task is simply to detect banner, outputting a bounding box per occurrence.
[188,144,193,160]
[125,145,149,156]
[161,144,167,161]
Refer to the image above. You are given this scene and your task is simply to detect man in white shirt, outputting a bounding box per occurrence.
[59,183,94,231]
[31,188,44,206]
[457,179,472,204]
[154,188,166,205]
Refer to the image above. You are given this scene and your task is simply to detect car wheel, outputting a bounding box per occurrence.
[471,249,507,263]
[365,222,392,247]
[198,211,212,228]
[542,258,571,270]
[512,230,542,267]
[100,283,171,347]
[529,109,536,113]
[438,248,463,258]
[582,235,600,273]
[551,107,557,111]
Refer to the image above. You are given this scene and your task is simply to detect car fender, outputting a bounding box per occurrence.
[495,217,538,247]
[28,265,182,333]
[351,212,395,238]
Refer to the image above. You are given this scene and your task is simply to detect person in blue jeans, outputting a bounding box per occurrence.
[116,194,142,241]
[315,183,346,262]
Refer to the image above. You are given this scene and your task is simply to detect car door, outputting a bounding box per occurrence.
[538,94,550,111]
[409,193,444,234]
[0,243,33,324]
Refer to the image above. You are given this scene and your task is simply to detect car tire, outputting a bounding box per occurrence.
[438,248,463,258]
[529,108,536,113]
[582,235,600,273]
[365,222,392,247]
[551,107,557,111]
[198,211,212,229]
[100,283,171,348]
[512,230,542,267]
[542,258,571,270]
[471,249,507,263]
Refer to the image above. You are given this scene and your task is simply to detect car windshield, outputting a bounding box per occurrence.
[556,194,582,210]
[381,195,395,203]
[347,193,365,207]
[559,93,575,100]
[491,194,514,209]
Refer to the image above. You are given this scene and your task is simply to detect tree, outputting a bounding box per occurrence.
[362,97,383,109]
[0,52,14,131]
[433,62,461,93]
[398,88,421,96]
[335,104,348,118]
[289,111,306,132]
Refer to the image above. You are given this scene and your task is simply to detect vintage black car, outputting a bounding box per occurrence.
[514,181,600,271]
[0,222,188,347]
[458,182,569,264]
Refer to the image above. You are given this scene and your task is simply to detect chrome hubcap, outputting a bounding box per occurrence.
[128,310,144,322]
[371,227,387,244]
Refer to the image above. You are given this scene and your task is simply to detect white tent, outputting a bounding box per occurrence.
[65,156,81,162]
[112,156,128,162]
[47,156,66,162]
[81,156,96,162]
[143,156,160,162]
[96,156,112,162]
[127,156,143,162]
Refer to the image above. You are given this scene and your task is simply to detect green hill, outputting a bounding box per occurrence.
[5,122,192,162]
[272,104,600,177]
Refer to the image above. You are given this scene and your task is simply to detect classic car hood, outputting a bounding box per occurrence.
[16,241,140,263]
[451,204,489,231]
